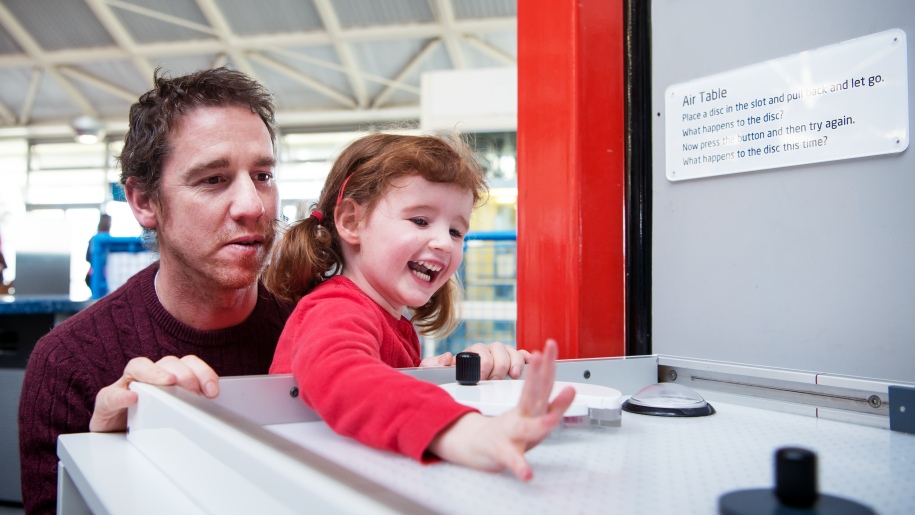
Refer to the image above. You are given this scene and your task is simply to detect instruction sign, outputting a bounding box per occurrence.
[665,29,909,182]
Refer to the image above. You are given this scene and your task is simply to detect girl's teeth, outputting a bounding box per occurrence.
[417,260,441,272]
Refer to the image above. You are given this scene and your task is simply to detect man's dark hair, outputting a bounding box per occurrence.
[118,67,277,201]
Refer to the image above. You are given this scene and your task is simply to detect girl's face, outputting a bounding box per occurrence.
[343,175,473,318]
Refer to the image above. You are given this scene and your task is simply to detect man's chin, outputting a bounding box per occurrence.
[217,265,263,290]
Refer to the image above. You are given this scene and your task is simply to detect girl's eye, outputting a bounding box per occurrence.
[411,218,428,226]
[450,229,465,239]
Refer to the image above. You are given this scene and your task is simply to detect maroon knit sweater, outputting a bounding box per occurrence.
[18,264,294,514]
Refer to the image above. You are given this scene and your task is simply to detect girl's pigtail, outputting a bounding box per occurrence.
[264,212,341,303]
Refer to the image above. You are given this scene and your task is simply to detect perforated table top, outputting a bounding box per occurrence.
[266,397,914,514]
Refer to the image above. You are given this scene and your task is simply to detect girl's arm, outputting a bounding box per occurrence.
[426,339,576,481]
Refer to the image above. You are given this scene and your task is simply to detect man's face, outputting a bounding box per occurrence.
[154,105,277,292]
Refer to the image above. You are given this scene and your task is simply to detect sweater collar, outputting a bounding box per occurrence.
[140,263,278,348]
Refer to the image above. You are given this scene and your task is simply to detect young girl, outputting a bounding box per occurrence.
[265,133,575,480]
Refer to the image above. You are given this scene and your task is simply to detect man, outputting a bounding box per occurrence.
[85,213,112,288]
[18,67,296,514]
[0,228,7,288]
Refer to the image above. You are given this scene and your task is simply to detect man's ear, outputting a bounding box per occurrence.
[334,198,363,246]
[124,178,158,230]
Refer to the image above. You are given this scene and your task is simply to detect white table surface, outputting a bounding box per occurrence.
[263,398,914,514]
[59,397,915,514]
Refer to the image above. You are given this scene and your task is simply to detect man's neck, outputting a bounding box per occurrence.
[154,268,259,330]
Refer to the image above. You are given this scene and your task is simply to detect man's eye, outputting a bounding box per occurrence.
[205,176,221,185]
[255,172,273,182]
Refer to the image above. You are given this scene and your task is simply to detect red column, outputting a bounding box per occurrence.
[517,0,626,358]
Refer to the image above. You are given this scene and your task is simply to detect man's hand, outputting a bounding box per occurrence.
[419,351,454,368]
[462,341,532,380]
[419,342,532,380]
[89,355,219,432]
[428,339,575,481]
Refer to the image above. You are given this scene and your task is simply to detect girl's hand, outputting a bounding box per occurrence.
[427,339,575,481]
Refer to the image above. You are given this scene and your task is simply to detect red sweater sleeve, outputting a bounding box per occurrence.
[270,278,474,461]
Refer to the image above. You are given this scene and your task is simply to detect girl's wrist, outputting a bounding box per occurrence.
[427,411,485,462]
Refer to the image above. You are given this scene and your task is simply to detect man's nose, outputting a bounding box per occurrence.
[229,176,266,220]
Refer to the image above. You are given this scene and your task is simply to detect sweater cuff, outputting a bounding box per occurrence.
[399,400,477,463]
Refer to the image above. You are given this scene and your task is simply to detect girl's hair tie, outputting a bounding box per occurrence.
[310,210,324,224]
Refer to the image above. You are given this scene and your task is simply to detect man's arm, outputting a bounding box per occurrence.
[19,340,97,515]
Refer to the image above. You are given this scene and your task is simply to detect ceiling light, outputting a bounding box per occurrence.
[71,115,105,144]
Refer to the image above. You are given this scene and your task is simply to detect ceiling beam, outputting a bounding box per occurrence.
[85,0,157,81]
[266,46,419,95]
[46,67,100,117]
[58,66,140,103]
[371,39,441,109]
[312,0,368,108]
[0,105,420,140]
[194,0,262,81]
[246,52,357,109]
[210,53,228,69]
[277,106,420,127]
[462,35,516,66]
[0,3,98,119]
[0,2,46,61]
[0,1,516,132]
[0,99,15,125]
[106,0,216,36]
[0,18,517,69]
[0,47,128,67]
[19,67,44,125]
[432,0,467,69]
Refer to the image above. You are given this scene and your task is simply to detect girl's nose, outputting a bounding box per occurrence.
[428,226,454,252]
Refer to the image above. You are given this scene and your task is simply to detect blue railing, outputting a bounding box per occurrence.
[90,231,521,357]
[88,234,148,298]
[431,230,518,355]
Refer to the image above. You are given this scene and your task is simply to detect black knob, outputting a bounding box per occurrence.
[775,447,818,508]
[456,352,481,385]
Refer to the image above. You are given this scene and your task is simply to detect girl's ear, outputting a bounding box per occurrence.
[124,178,158,229]
[335,198,363,246]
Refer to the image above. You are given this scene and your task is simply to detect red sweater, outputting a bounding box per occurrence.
[270,276,474,461]
[19,264,294,515]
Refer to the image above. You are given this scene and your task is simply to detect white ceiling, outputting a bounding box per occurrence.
[0,0,517,139]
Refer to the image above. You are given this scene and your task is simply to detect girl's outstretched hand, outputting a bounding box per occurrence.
[427,339,576,481]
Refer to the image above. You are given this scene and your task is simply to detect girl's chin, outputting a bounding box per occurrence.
[405,293,435,309]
